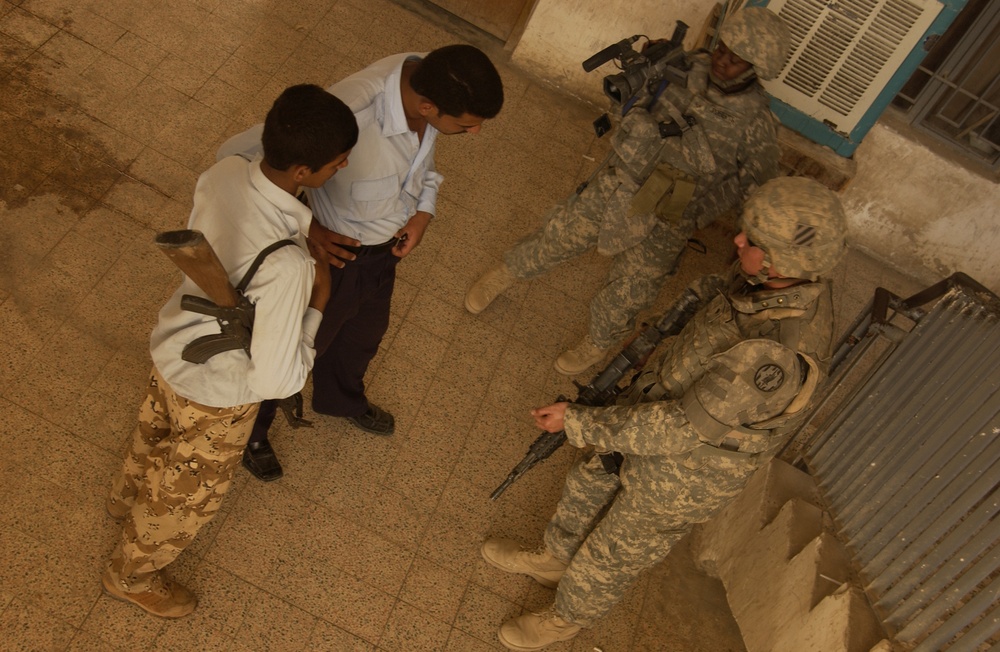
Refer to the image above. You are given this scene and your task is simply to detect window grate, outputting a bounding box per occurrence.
[892,0,1000,169]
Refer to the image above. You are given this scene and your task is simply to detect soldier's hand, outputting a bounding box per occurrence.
[642,38,667,52]
[531,402,568,433]
[309,219,359,267]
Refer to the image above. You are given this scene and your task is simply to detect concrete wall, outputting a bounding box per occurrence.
[511,0,704,106]
[842,123,1000,292]
[511,0,1000,294]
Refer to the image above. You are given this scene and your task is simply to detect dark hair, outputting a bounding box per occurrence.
[410,44,504,119]
[262,84,359,172]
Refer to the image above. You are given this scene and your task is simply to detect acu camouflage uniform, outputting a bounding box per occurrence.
[543,268,835,626]
[503,55,780,349]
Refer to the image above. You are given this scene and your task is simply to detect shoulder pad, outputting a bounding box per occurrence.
[686,339,801,431]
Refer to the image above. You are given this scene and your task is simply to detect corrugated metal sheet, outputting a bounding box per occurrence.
[802,276,1000,650]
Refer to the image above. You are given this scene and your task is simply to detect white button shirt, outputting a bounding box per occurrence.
[217,53,444,245]
[150,156,323,407]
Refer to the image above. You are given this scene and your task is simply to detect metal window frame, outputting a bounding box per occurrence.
[901,0,1000,169]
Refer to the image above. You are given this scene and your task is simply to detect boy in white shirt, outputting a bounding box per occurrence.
[102,84,358,618]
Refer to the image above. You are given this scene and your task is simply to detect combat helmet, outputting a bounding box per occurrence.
[719,7,791,80]
[742,176,847,281]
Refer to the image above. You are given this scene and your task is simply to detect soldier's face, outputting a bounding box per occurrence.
[712,42,753,81]
[734,231,768,277]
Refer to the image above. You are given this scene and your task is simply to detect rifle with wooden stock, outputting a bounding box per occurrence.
[154,229,310,427]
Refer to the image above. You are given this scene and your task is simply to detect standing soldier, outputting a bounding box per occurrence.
[481,177,848,650]
[465,7,791,376]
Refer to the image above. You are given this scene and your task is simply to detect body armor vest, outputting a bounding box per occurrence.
[658,275,832,400]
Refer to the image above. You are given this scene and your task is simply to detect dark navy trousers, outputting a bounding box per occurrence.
[248,247,398,445]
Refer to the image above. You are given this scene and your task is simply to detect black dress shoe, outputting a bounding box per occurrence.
[242,439,284,481]
[347,404,395,436]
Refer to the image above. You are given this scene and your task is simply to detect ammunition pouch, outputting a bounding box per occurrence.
[629,163,696,222]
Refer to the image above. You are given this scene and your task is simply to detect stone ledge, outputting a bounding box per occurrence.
[692,458,822,577]
[778,125,857,191]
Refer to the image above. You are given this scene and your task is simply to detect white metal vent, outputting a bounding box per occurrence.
[762,0,943,134]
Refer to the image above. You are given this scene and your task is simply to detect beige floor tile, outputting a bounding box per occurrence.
[444,627,505,651]
[1,525,104,628]
[379,599,452,651]
[149,53,214,96]
[305,619,377,651]
[0,6,59,47]
[322,573,396,643]
[106,31,167,73]
[418,510,488,580]
[65,629,121,652]
[401,286,465,341]
[0,598,79,651]
[229,588,318,651]
[386,321,450,374]
[362,484,435,550]
[453,582,522,645]
[54,5,128,51]
[399,555,467,623]
[146,98,230,170]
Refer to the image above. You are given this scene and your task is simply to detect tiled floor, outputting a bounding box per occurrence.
[0,0,927,650]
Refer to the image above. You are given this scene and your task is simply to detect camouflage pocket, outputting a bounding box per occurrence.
[683,444,758,473]
[630,164,696,222]
[611,111,663,180]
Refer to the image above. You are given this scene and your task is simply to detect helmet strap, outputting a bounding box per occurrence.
[738,251,773,286]
[709,68,758,94]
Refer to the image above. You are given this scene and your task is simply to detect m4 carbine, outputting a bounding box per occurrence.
[490,288,701,500]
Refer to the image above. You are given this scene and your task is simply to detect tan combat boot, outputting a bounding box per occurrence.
[498,607,582,651]
[553,335,606,376]
[481,538,568,588]
[465,263,516,314]
[102,566,197,618]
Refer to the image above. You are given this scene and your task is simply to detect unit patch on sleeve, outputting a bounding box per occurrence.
[754,363,785,392]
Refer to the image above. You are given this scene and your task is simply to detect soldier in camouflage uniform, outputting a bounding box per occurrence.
[481,176,848,650]
[465,7,791,376]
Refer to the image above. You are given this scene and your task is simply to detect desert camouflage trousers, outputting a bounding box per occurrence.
[106,367,259,592]
[503,166,696,349]
[543,447,759,627]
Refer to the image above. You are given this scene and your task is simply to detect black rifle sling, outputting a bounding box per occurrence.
[180,239,299,364]
[237,239,298,293]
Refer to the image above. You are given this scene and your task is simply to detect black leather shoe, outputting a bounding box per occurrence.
[242,439,283,481]
[347,404,395,436]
